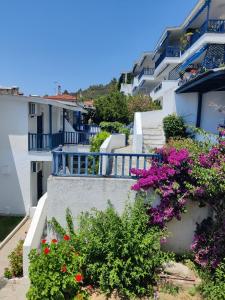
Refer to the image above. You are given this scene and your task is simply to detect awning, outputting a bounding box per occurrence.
[178,45,208,72]
[176,69,225,94]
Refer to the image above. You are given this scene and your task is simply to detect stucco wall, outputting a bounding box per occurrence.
[175,93,199,125]
[201,92,225,133]
[47,176,136,227]
[0,96,30,215]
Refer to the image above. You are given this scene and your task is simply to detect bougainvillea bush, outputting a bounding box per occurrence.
[131,135,225,270]
[27,233,89,300]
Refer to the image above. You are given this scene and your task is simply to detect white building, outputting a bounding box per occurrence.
[122,0,225,151]
[0,92,88,216]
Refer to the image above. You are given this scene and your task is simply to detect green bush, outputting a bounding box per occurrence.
[78,197,172,298]
[99,121,124,133]
[200,260,225,300]
[94,91,129,124]
[90,131,110,152]
[99,121,130,144]
[163,114,187,141]
[4,240,23,278]
[4,267,12,279]
[27,214,89,300]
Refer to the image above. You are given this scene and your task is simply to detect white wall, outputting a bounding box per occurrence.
[201,92,225,134]
[175,93,199,126]
[100,134,126,174]
[47,176,136,228]
[133,113,143,153]
[0,95,30,215]
[23,193,47,276]
[120,83,133,96]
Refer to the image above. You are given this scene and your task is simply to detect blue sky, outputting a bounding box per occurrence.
[0,0,198,95]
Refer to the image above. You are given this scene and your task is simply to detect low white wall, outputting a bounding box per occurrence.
[47,176,136,228]
[133,113,143,153]
[23,193,47,276]
[165,201,210,253]
[100,134,126,175]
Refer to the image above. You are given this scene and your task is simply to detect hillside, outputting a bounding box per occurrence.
[71,78,118,100]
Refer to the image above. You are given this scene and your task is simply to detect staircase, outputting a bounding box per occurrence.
[142,123,165,152]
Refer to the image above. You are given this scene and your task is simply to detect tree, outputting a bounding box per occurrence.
[127,95,161,123]
[94,91,129,124]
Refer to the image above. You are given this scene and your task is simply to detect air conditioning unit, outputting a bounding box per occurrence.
[29,102,37,116]
[31,162,42,173]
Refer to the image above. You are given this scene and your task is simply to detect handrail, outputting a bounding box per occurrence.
[28,130,96,151]
[138,68,155,81]
[52,150,161,178]
[155,46,181,69]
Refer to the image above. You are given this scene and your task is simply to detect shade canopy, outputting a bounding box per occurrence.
[178,46,208,72]
[176,69,225,93]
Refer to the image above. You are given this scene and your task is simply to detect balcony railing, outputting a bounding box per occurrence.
[28,131,96,151]
[182,19,225,53]
[74,124,101,134]
[155,46,181,69]
[138,68,155,81]
[52,150,162,178]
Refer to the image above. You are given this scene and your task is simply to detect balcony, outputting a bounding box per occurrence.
[28,131,96,151]
[182,19,225,54]
[155,46,181,69]
[138,68,155,81]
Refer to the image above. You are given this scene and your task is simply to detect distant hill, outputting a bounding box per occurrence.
[70,78,118,100]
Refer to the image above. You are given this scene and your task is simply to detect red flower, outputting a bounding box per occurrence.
[75,273,83,282]
[41,239,47,244]
[63,234,70,241]
[51,239,58,244]
[61,265,67,273]
[44,247,50,255]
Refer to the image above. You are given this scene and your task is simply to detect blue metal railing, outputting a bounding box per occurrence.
[52,149,161,178]
[138,68,155,81]
[155,46,181,69]
[28,131,96,151]
[182,19,225,53]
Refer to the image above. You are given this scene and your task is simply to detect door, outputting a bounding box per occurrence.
[37,115,43,149]
[37,170,43,200]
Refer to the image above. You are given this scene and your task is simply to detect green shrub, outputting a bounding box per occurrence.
[4,267,12,279]
[200,260,225,300]
[99,122,130,144]
[99,121,124,133]
[78,197,172,298]
[27,218,89,300]
[163,114,187,141]
[6,240,23,278]
[90,131,110,152]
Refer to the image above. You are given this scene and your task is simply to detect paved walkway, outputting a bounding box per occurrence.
[0,219,31,278]
[0,277,29,300]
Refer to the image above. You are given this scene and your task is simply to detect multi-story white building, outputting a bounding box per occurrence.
[0,90,93,216]
[120,0,225,151]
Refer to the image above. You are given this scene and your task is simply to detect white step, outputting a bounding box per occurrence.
[144,135,165,141]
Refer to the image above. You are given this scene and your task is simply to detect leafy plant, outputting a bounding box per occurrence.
[160,282,181,295]
[4,267,12,279]
[27,215,89,300]
[200,259,225,300]
[90,131,110,152]
[99,121,130,144]
[94,91,129,124]
[163,114,187,141]
[6,240,24,278]
[78,197,172,299]
[127,94,161,122]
